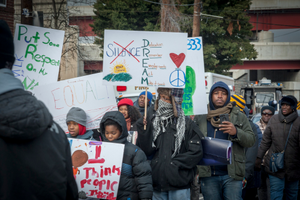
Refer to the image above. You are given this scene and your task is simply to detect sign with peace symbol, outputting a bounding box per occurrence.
[169,53,186,87]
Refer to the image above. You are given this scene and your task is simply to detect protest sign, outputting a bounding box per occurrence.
[182,37,207,115]
[103,30,187,88]
[12,24,64,91]
[33,73,117,132]
[69,139,124,199]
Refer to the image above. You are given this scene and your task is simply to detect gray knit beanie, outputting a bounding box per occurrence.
[66,107,87,126]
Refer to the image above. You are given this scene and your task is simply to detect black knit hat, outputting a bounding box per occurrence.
[261,106,275,115]
[0,20,15,66]
[281,95,298,111]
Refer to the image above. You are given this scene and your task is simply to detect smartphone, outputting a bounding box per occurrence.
[219,114,230,124]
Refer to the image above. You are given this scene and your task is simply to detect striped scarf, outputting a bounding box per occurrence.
[153,99,186,158]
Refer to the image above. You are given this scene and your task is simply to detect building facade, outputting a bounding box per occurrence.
[231,0,300,99]
[1,0,14,32]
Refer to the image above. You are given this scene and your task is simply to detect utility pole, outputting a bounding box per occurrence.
[192,0,201,37]
[21,0,33,25]
[161,0,170,32]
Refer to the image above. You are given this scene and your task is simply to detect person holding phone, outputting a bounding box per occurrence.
[194,81,255,200]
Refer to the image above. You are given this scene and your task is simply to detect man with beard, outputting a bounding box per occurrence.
[134,91,153,116]
[194,81,255,200]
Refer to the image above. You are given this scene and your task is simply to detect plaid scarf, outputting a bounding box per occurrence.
[171,88,184,114]
[153,99,186,158]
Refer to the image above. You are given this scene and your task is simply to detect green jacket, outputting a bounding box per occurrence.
[194,106,255,181]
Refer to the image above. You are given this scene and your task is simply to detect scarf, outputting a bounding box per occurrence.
[78,124,86,136]
[153,99,186,158]
[125,118,131,131]
[206,102,233,128]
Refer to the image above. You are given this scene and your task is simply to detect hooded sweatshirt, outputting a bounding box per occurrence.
[0,68,78,200]
[133,99,151,116]
[207,81,232,176]
[99,111,153,200]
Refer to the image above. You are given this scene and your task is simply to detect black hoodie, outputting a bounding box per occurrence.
[100,111,153,200]
[0,69,78,200]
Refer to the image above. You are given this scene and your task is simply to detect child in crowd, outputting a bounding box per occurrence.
[99,111,153,200]
[118,98,142,131]
[66,107,94,140]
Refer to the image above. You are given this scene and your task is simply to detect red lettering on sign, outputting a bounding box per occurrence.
[112,165,121,175]
[80,179,91,188]
[88,146,105,164]
[93,179,106,190]
[111,181,118,191]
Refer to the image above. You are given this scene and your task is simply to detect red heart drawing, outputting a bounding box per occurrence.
[169,53,186,68]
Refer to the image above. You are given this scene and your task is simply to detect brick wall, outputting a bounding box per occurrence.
[0,0,15,33]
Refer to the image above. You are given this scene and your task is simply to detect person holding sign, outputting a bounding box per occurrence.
[99,111,153,200]
[118,98,142,131]
[194,81,255,200]
[136,88,203,200]
[66,107,95,140]
[0,20,78,200]
[134,91,153,116]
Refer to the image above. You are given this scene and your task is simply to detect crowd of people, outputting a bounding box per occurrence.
[1,19,300,200]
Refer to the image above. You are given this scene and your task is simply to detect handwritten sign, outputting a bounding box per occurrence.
[33,73,117,132]
[12,24,64,91]
[103,30,187,88]
[69,139,124,199]
[182,37,207,115]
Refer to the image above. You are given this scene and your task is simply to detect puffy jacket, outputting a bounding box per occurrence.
[136,107,203,192]
[99,111,153,200]
[194,106,255,181]
[257,110,300,182]
[0,69,78,200]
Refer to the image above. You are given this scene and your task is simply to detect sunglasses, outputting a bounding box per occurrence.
[262,112,273,116]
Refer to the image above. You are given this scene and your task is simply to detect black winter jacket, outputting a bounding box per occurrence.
[257,110,300,181]
[99,111,153,200]
[136,107,203,192]
[245,120,259,187]
[0,89,78,199]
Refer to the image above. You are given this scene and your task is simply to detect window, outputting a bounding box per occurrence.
[0,0,6,7]
[256,93,274,103]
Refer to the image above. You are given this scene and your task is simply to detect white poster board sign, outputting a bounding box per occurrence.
[34,73,117,132]
[12,24,65,91]
[69,139,124,199]
[182,37,207,115]
[103,30,187,88]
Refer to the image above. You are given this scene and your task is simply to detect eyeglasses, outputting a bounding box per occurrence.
[262,112,273,116]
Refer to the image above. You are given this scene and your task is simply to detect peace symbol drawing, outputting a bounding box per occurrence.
[169,53,186,87]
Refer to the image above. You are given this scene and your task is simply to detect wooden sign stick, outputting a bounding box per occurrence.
[144,88,148,130]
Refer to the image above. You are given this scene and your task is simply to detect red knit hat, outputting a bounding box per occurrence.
[118,98,134,107]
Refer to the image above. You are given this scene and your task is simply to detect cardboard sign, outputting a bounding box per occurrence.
[12,24,64,91]
[182,37,207,115]
[69,139,124,199]
[103,30,187,88]
[33,73,117,132]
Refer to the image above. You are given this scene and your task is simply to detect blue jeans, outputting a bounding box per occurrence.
[269,174,299,200]
[153,189,190,200]
[201,175,242,200]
